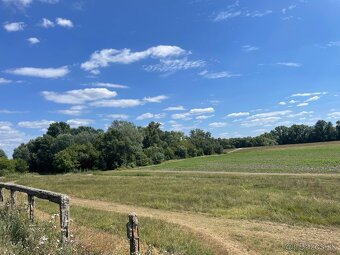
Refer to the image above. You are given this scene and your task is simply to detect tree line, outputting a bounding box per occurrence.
[0,119,339,175]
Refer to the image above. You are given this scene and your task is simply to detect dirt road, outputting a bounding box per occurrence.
[71,197,340,255]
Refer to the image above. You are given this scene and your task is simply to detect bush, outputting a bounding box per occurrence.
[0,157,15,176]
[15,159,29,173]
[0,206,84,254]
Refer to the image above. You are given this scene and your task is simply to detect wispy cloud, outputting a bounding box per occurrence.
[214,7,272,22]
[242,45,259,52]
[40,18,55,28]
[3,22,25,32]
[226,112,250,118]
[105,114,129,120]
[91,82,129,89]
[297,102,308,107]
[81,45,187,74]
[208,122,227,128]
[172,107,215,120]
[282,5,296,15]
[136,113,166,120]
[277,62,302,67]
[0,121,27,157]
[0,77,12,84]
[199,70,241,79]
[90,95,168,108]
[328,112,340,119]
[164,106,186,111]
[66,119,93,128]
[57,105,87,116]
[2,0,59,9]
[291,92,327,97]
[6,66,69,78]
[42,88,117,104]
[145,58,205,73]
[18,120,55,129]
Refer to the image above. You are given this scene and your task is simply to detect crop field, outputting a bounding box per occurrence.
[4,142,340,254]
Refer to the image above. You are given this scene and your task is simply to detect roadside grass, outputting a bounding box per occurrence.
[141,142,340,173]
[35,200,215,255]
[14,172,340,226]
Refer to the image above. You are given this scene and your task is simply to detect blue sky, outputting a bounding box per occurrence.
[1,0,340,156]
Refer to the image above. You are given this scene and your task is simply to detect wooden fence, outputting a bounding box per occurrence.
[0,182,141,255]
[0,182,70,242]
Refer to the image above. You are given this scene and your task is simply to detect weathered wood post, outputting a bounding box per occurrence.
[0,188,3,203]
[10,189,16,208]
[59,195,70,243]
[127,212,140,255]
[27,194,35,222]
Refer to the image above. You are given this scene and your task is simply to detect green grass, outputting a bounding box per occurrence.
[142,142,340,173]
[36,201,215,255]
[14,172,340,226]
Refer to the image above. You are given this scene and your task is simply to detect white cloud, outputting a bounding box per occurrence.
[3,22,25,32]
[282,5,296,14]
[6,66,69,78]
[0,77,12,84]
[171,113,191,120]
[241,117,281,127]
[327,41,340,47]
[291,92,327,97]
[145,58,205,73]
[57,105,87,116]
[106,114,129,120]
[209,122,227,128]
[199,70,241,79]
[248,110,292,119]
[278,102,286,106]
[91,82,128,89]
[289,100,299,104]
[172,107,215,120]
[189,107,215,115]
[328,112,340,119]
[214,9,272,22]
[66,119,93,128]
[42,88,117,105]
[277,62,302,67]
[0,121,27,157]
[27,37,40,45]
[297,103,309,107]
[288,111,314,118]
[92,95,167,108]
[81,45,187,74]
[242,45,259,52]
[18,120,55,129]
[164,106,185,111]
[136,113,166,120]
[196,115,214,120]
[143,95,168,103]
[2,0,59,9]
[40,18,55,28]
[226,112,250,118]
[305,96,320,102]
[56,18,73,28]
[1,0,32,8]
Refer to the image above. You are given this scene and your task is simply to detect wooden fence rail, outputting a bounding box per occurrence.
[0,183,70,242]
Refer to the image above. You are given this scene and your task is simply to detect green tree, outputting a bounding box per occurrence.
[46,122,71,138]
[336,121,340,140]
[13,144,30,163]
[0,149,7,159]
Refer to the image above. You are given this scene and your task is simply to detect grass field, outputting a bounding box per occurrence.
[3,142,340,254]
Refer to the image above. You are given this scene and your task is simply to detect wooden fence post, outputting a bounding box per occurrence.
[10,189,16,208]
[59,195,70,243]
[0,188,3,203]
[28,195,35,222]
[127,212,140,255]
